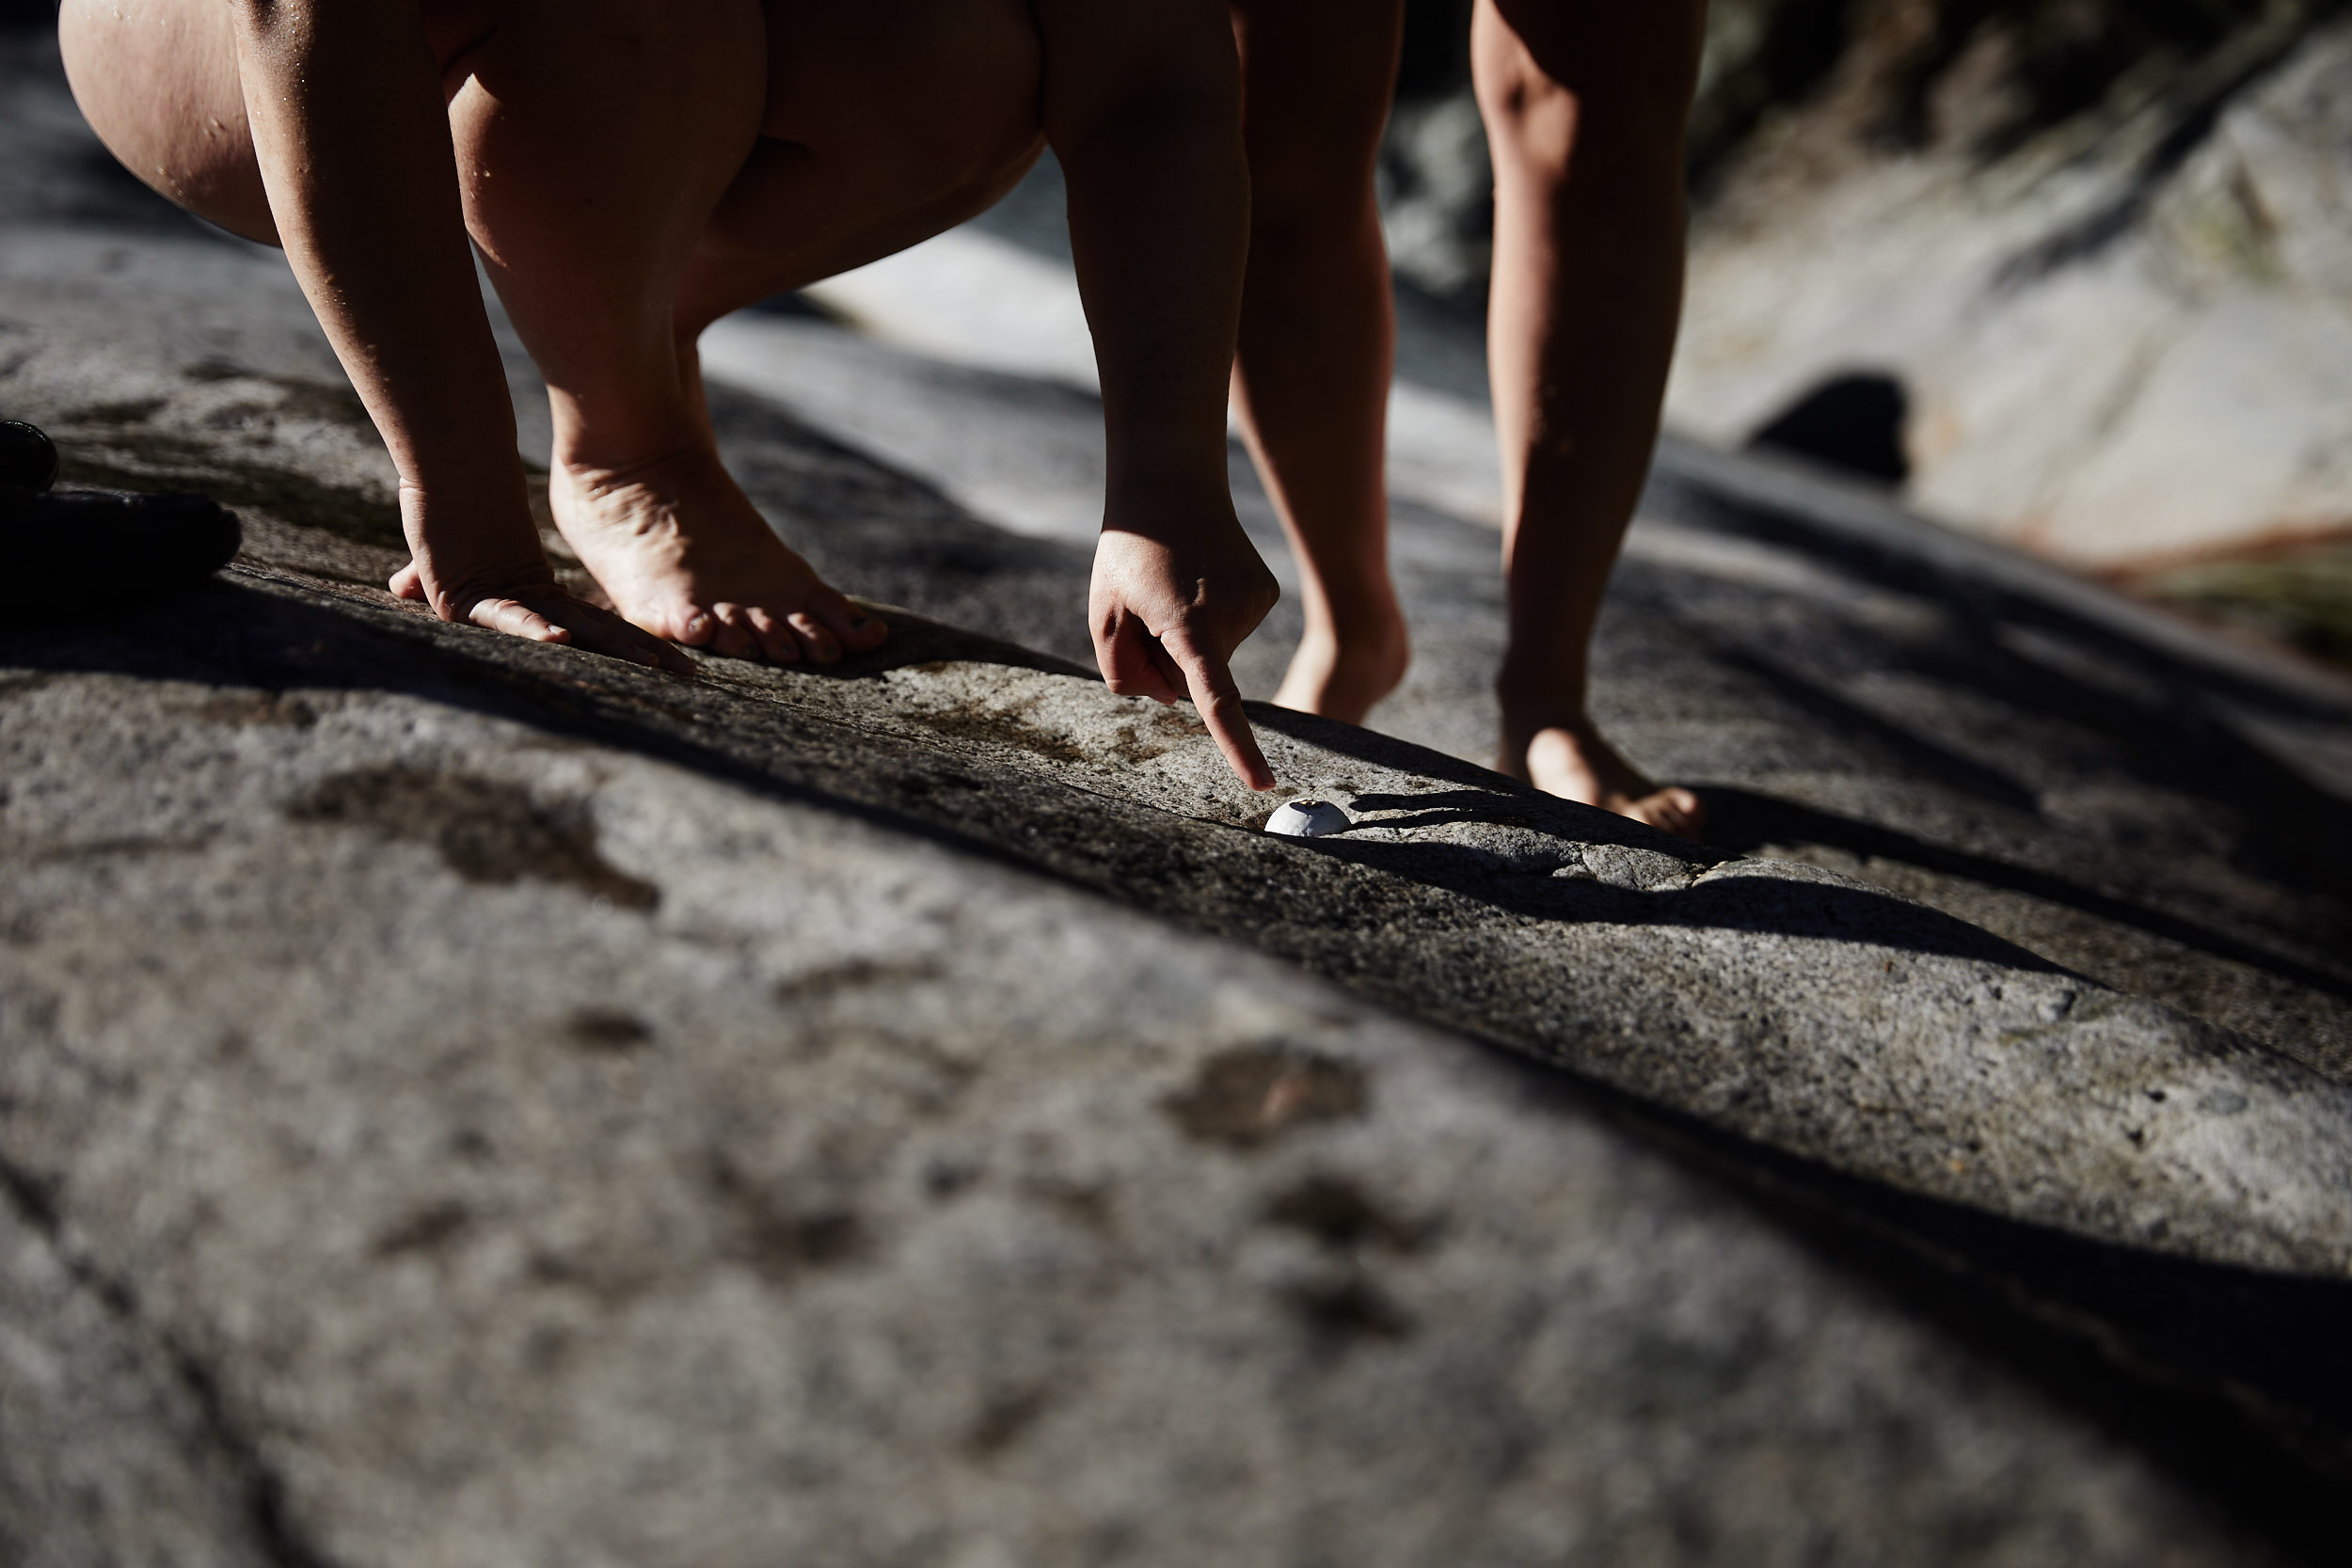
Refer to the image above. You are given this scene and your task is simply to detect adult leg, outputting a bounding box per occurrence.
[1228,0,1409,723]
[1474,0,1706,837]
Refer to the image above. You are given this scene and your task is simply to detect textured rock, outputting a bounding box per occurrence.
[0,1199,271,1568]
[0,582,2310,1568]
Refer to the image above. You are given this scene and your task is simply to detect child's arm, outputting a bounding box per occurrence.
[1031,0,1279,791]
[226,0,687,672]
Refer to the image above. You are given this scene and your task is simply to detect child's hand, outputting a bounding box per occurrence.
[391,558,696,675]
[1089,496,1280,791]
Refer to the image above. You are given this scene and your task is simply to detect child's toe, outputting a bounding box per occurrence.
[1642,788,1705,841]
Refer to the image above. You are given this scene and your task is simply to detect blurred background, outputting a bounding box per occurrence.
[1375,0,2352,669]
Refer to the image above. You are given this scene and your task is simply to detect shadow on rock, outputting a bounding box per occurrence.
[1658,1096,2352,1559]
[1298,796,2073,973]
[1705,786,2352,1004]
[1644,463,2352,906]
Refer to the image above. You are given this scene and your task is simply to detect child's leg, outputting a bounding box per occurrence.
[469,0,1046,663]
[65,0,1045,666]
[666,0,1045,453]
[675,0,1044,333]
[437,0,897,665]
[59,0,275,244]
[1475,0,1705,836]
[1228,0,1410,724]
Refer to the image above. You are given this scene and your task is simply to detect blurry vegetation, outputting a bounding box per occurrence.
[2140,546,2352,672]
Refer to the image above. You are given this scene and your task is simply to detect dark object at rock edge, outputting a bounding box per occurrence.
[0,485,244,615]
[0,420,59,494]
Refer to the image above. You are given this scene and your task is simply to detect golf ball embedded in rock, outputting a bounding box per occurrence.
[1265,798,1351,838]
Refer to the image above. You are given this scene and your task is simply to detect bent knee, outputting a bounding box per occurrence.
[59,0,278,243]
[1472,0,1704,171]
[1234,0,1398,215]
[1240,80,1390,226]
[763,0,1041,198]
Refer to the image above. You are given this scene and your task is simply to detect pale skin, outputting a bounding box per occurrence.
[1230,0,1708,837]
[61,0,1279,790]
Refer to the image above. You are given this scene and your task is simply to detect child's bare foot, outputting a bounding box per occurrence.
[1502,718,1705,841]
[387,565,698,674]
[546,443,886,664]
[1272,607,1408,723]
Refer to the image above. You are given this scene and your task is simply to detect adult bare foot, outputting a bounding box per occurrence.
[1502,719,1705,841]
[546,442,886,664]
[1271,608,1409,723]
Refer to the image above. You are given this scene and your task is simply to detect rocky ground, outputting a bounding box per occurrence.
[6,22,2352,1567]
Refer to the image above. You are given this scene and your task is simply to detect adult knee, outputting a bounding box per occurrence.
[1471,0,1704,184]
[1233,0,1400,238]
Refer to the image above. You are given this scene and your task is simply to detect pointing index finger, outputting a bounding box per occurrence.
[1160,624,1276,792]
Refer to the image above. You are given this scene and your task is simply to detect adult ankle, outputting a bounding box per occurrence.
[1493,668,1593,735]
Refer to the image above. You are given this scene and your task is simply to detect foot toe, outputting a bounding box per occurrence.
[803,582,885,653]
[787,611,840,664]
[707,604,762,660]
[389,562,424,601]
[671,609,718,648]
[745,607,799,664]
[829,596,888,652]
[1635,788,1706,842]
